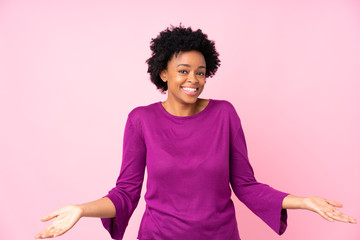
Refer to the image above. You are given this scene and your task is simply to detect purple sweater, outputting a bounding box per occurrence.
[101,99,289,239]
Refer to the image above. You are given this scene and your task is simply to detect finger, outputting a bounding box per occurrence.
[318,209,334,222]
[331,208,343,215]
[324,208,358,224]
[324,211,344,222]
[41,211,59,222]
[37,218,72,238]
[327,212,353,223]
[38,231,56,238]
[48,226,69,238]
[44,222,70,238]
[53,230,66,238]
[325,199,343,208]
[48,227,62,238]
[37,224,57,238]
[334,214,357,224]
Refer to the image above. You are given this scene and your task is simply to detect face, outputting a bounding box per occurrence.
[160,50,206,105]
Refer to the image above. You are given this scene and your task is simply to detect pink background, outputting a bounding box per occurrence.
[0,0,359,239]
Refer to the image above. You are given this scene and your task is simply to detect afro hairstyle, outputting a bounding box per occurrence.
[146,24,221,94]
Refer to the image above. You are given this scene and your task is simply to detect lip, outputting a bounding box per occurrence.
[181,86,199,89]
[181,86,198,95]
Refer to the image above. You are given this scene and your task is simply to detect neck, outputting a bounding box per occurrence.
[162,98,201,117]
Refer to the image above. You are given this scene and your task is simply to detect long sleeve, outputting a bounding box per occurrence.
[229,105,289,235]
[101,112,146,240]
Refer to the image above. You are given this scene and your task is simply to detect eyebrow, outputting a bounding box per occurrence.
[177,64,206,69]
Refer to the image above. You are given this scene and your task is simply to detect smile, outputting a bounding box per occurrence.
[181,87,198,96]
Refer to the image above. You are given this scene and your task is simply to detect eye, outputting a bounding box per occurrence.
[178,70,188,74]
[197,72,205,76]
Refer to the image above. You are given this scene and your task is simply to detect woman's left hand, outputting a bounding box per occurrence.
[302,196,357,224]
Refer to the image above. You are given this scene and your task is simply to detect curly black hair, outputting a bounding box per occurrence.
[146,24,221,94]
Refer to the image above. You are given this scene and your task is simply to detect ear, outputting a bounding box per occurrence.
[160,69,168,82]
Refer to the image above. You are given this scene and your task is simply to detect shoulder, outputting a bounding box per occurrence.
[124,102,159,136]
[211,99,242,127]
[210,98,238,114]
[127,101,159,122]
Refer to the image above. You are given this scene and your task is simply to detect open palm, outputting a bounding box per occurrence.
[35,205,83,239]
[303,196,356,223]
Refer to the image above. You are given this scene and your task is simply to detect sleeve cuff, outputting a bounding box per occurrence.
[100,193,127,240]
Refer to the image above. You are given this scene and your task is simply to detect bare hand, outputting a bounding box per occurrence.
[35,205,83,239]
[302,196,357,224]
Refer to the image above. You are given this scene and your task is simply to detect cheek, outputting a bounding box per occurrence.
[167,77,183,89]
[173,76,186,84]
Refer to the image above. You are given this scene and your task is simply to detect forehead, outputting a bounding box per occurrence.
[169,50,206,66]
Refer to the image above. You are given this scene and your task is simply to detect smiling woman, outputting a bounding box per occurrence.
[146,24,220,117]
[159,50,207,116]
[35,24,357,240]
[146,24,220,94]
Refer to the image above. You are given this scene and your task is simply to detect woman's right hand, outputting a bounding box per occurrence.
[35,204,83,239]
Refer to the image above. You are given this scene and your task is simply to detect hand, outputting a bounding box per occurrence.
[302,196,357,224]
[35,205,83,239]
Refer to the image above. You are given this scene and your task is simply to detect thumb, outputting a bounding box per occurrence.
[326,199,343,208]
[40,210,59,222]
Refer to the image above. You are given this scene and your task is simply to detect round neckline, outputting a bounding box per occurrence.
[158,99,213,120]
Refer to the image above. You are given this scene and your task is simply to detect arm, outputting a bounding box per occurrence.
[36,111,146,239]
[228,102,357,233]
[35,197,116,239]
[78,197,116,218]
[282,194,357,224]
[100,111,146,239]
[229,111,289,235]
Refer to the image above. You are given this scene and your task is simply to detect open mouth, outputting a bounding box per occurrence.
[181,87,198,95]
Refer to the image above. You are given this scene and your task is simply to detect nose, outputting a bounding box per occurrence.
[187,71,199,83]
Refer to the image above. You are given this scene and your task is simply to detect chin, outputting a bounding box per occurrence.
[183,97,199,104]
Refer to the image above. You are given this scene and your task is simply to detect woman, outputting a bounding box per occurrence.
[35,25,356,240]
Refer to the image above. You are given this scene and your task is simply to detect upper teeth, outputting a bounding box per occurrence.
[183,87,197,92]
